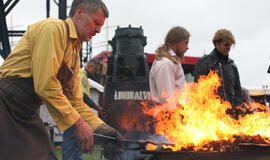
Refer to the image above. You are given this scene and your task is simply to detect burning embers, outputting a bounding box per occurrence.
[141,70,270,152]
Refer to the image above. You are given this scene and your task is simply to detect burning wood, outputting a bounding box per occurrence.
[140,70,270,152]
[147,135,270,152]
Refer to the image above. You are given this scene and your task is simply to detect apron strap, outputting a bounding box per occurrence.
[62,20,70,64]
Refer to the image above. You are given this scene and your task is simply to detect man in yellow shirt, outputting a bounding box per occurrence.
[62,58,105,160]
[0,0,123,159]
[80,59,104,117]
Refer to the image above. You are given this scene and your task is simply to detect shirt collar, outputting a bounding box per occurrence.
[214,48,229,61]
[66,18,82,49]
[168,49,177,57]
[81,69,87,75]
[66,18,78,39]
[168,49,176,56]
[168,49,180,61]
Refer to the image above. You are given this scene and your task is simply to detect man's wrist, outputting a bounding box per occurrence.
[74,117,82,128]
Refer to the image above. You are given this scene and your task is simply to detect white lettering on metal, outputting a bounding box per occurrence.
[114,91,150,100]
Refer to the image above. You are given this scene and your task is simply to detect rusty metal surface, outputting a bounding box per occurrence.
[239,143,270,147]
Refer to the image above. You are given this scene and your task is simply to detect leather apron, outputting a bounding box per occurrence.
[0,21,75,160]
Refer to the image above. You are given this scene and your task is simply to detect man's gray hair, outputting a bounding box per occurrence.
[69,0,109,18]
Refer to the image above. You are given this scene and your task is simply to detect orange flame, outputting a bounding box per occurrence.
[147,143,158,150]
[142,70,270,151]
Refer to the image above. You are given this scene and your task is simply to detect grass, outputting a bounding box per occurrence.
[55,145,103,160]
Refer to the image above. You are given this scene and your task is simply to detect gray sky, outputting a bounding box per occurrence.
[4,0,270,89]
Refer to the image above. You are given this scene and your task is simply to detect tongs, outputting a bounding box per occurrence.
[94,133,174,149]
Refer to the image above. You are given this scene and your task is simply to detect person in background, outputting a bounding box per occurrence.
[194,29,244,119]
[62,58,105,160]
[149,26,190,106]
[80,59,105,118]
[0,0,123,159]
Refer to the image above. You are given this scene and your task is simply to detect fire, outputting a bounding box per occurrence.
[142,70,270,151]
[147,144,158,150]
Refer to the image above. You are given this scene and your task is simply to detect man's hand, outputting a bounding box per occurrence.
[73,117,94,154]
[94,123,124,159]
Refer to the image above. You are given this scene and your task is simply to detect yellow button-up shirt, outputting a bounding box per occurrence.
[0,18,104,131]
[80,69,91,98]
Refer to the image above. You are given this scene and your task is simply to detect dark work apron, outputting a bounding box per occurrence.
[0,21,75,160]
[0,78,57,160]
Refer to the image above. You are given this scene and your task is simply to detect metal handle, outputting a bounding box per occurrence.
[93,133,174,146]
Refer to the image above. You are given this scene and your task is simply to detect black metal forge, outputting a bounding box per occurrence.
[141,143,270,160]
[102,25,151,138]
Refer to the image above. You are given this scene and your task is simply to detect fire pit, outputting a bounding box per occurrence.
[141,143,270,160]
[138,134,270,160]
[108,71,270,160]
[137,71,270,160]
[141,149,270,160]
